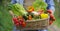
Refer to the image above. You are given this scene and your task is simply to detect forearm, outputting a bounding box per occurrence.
[47,6,55,14]
[46,0,55,14]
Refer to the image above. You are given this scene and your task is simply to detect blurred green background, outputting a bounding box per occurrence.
[54,0,60,27]
[0,0,60,31]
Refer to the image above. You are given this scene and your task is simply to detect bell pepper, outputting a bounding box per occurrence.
[40,13,49,19]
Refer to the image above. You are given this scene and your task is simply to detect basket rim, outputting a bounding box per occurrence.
[25,17,49,22]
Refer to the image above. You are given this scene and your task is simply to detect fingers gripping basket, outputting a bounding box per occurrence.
[17,0,49,30]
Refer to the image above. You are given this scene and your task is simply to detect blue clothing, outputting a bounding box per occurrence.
[11,0,55,31]
[11,0,24,5]
[13,26,20,31]
[45,0,55,13]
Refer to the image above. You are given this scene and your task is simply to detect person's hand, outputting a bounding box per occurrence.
[47,10,55,25]
[9,10,15,17]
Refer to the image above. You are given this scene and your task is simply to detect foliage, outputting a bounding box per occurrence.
[0,0,13,31]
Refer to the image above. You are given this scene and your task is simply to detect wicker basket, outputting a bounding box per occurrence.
[16,18,49,30]
[16,0,49,30]
[20,19,49,30]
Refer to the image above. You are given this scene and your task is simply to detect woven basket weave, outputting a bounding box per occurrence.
[17,18,49,30]
[17,0,49,30]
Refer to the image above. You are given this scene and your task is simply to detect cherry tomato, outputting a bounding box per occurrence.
[50,14,54,18]
[19,22,23,25]
[49,20,53,25]
[53,17,55,21]
[20,19,24,22]
[50,14,55,21]
[13,17,17,21]
[14,20,19,24]
[22,22,26,27]
[15,23,19,27]
[12,17,19,24]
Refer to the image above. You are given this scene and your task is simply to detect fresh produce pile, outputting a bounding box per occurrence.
[8,0,49,27]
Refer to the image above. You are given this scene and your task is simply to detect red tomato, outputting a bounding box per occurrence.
[12,17,19,24]
[13,17,17,21]
[14,20,19,24]
[19,22,23,25]
[49,21,53,25]
[53,17,55,21]
[50,14,54,18]
[19,19,24,24]
[20,19,24,22]
[22,22,26,27]
[15,23,19,27]
[50,14,55,21]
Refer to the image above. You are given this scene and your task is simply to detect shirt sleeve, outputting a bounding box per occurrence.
[46,0,55,13]
[19,0,24,5]
[11,0,24,5]
[11,0,17,4]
